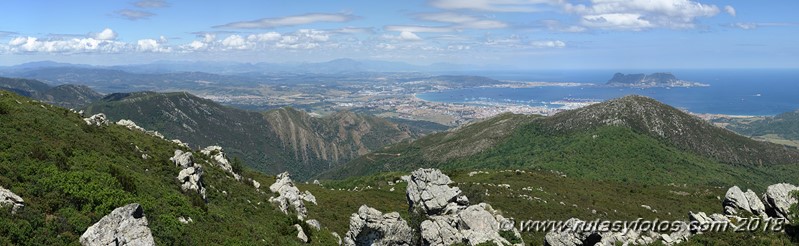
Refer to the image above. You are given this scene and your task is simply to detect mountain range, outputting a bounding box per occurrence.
[322,95,799,188]
[82,91,444,180]
[0,77,102,108]
[1,59,497,75]
[2,85,798,245]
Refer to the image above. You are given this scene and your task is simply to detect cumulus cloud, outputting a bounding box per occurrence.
[137,38,170,52]
[429,0,563,12]
[116,9,155,20]
[565,0,721,30]
[94,28,118,40]
[221,35,251,50]
[247,32,282,42]
[7,36,129,54]
[724,5,736,17]
[214,13,354,29]
[134,0,169,8]
[530,40,566,48]
[276,29,330,49]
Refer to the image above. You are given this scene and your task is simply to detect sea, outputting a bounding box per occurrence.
[417,69,799,116]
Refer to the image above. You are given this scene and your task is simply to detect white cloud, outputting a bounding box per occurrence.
[384,25,454,33]
[134,0,168,8]
[400,31,422,41]
[214,13,354,29]
[275,29,330,49]
[430,0,564,12]
[416,12,508,29]
[116,9,155,20]
[724,5,736,17]
[530,40,566,48]
[732,23,757,30]
[202,33,216,43]
[7,36,129,53]
[247,32,282,42]
[566,0,721,30]
[136,37,172,53]
[95,28,118,40]
[187,40,206,50]
[221,35,251,50]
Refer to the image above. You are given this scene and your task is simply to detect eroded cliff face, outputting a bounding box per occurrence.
[264,107,416,167]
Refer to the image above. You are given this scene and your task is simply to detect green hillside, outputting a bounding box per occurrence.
[0,77,102,108]
[321,96,799,189]
[83,91,442,180]
[0,90,337,245]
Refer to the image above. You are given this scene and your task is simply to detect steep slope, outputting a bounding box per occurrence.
[0,77,101,108]
[322,95,799,188]
[0,90,337,244]
[83,91,436,180]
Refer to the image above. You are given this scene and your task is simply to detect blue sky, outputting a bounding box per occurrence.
[0,0,797,69]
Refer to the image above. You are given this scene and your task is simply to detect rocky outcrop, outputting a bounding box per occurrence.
[343,205,413,246]
[545,183,799,245]
[763,183,799,219]
[116,119,165,139]
[405,168,521,246]
[170,150,194,169]
[171,150,206,199]
[301,190,317,205]
[422,203,519,246]
[269,172,309,220]
[406,168,468,215]
[177,165,206,200]
[544,218,691,246]
[0,186,24,214]
[83,113,109,126]
[79,203,155,246]
[200,146,241,180]
[723,186,765,216]
[294,224,309,243]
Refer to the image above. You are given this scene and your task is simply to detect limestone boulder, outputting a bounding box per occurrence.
[79,203,155,246]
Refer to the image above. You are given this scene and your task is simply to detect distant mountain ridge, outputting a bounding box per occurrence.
[2,59,498,75]
[84,91,444,180]
[607,72,707,87]
[322,95,799,188]
[0,77,102,108]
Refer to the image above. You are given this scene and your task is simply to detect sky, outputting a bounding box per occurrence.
[0,0,797,69]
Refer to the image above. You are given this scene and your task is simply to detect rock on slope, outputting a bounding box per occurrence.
[79,203,155,246]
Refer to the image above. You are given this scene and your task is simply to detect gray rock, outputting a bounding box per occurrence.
[201,146,242,181]
[306,219,321,230]
[723,186,766,216]
[79,203,155,246]
[83,113,109,126]
[301,190,317,205]
[406,168,468,214]
[343,205,413,246]
[269,172,308,220]
[295,224,309,243]
[331,232,342,245]
[252,179,261,190]
[544,218,599,246]
[177,165,206,199]
[763,183,799,219]
[0,186,24,214]
[744,190,766,216]
[170,150,194,169]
